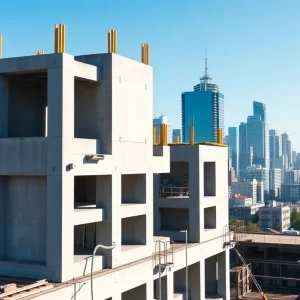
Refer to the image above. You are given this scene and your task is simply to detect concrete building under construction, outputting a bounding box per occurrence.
[232,233,300,298]
[0,26,232,300]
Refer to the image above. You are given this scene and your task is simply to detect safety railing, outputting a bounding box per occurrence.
[153,240,174,268]
[159,187,189,197]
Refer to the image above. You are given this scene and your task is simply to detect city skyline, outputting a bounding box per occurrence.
[1,1,300,149]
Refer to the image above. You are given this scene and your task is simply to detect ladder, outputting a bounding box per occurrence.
[234,248,268,300]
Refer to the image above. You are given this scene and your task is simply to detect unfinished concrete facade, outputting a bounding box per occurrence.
[0,43,230,300]
[154,145,231,299]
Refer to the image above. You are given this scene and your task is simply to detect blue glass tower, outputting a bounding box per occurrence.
[181,58,224,143]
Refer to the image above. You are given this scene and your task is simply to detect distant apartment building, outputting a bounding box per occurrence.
[281,184,300,202]
[257,181,264,203]
[181,59,224,143]
[231,180,257,203]
[269,129,283,169]
[259,203,290,232]
[172,128,181,143]
[284,170,300,184]
[153,115,173,143]
[229,195,253,206]
[239,165,269,194]
[229,203,264,223]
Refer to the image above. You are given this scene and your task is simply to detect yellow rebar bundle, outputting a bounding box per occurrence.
[108,29,117,53]
[217,128,223,144]
[54,24,66,53]
[141,43,150,65]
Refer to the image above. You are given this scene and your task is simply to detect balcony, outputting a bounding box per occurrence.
[159,186,189,197]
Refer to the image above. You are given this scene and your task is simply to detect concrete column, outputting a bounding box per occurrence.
[200,259,205,299]
[146,172,153,250]
[189,162,200,242]
[110,173,122,268]
[46,65,75,282]
[95,175,114,268]
[189,262,200,300]
[47,66,74,138]
[217,250,230,299]
[166,270,174,300]
[0,177,6,259]
[146,280,154,300]
[0,75,8,137]
[153,174,161,235]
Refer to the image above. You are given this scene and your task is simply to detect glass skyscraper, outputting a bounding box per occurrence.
[246,101,270,169]
[181,59,224,143]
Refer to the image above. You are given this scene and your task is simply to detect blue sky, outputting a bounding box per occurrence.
[1,0,300,149]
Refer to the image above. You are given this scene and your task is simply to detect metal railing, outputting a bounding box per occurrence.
[153,240,174,268]
[159,187,189,197]
[239,232,300,245]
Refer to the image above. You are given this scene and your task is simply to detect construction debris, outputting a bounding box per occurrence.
[0,279,53,300]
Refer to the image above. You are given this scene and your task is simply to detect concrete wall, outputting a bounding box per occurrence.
[160,208,189,231]
[74,176,96,204]
[74,79,100,139]
[122,174,146,203]
[122,215,146,245]
[6,176,46,262]
[8,77,47,137]
[204,206,216,229]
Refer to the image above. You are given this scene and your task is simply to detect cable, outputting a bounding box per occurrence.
[91,242,116,300]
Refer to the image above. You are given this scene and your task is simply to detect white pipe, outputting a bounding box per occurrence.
[91,242,116,300]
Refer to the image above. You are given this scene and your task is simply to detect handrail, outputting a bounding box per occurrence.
[159,186,189,197]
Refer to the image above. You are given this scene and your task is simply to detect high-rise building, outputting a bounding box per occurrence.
[172,128,181,143]
[239,122,249,173]
[153,115,173,143]
[292,151,297,165]
[269,168,282,199]
[228,127,238,172]
[181,58,224,143]
[287,139,292,167]
[281,132,291,169]
[269,129,282,169]
[246,101,269,169]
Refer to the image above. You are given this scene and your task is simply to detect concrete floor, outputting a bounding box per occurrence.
[240,291,300,299]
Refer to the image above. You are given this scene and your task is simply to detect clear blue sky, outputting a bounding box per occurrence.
[1,0,300,150]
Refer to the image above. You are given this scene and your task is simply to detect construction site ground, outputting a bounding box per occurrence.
[240,291,300,299]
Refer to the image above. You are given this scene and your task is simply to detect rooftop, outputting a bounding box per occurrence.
[238,233,300,246]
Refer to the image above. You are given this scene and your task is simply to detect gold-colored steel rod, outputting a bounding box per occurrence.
[54,24,59,53]
[108,30,111,53]
[59,24,63,53]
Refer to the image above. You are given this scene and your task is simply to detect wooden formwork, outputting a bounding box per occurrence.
[230,264,252,300]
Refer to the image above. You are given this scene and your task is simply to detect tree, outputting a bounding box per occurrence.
[245,222,261,232]
[229,218,261,232]
[290,211,300,230]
